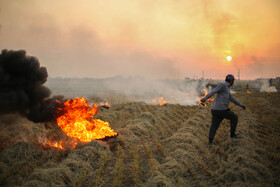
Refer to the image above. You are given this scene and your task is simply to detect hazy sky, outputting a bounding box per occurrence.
[0,0,279,79]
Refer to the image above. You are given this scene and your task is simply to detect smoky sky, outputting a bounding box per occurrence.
[0,49,63,122]
[0,0,279,79]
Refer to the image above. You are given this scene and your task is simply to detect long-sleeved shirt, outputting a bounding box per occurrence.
[202,81,243,110]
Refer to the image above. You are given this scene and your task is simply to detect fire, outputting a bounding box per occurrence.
[104,101,110,107]
[152,97,167,106]
[43,140,66,149]
[199,88,214,107]
[56,97,117,143]
[43,139,78,149]
[99,101,111,108]
[45,140,63,149]
[247,90,252,94]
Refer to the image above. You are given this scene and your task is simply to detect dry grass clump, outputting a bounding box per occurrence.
[24,141,112,186]
[129,144,142,184]
[0,92,279,186]
[112,145,124,187]
[26,167,75,186]
[0,113,42,150]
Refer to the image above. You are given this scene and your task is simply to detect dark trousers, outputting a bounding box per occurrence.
[209,109,238,141]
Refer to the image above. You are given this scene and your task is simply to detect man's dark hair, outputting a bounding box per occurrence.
[225,74,235,82]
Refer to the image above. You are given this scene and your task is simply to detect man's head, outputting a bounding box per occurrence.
[225,74,235,86]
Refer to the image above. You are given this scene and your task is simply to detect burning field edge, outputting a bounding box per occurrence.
[0,91,279,186]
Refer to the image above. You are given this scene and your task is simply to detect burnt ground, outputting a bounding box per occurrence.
[0,92,279,186]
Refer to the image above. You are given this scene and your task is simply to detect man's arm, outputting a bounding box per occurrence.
[201,83,224,101]
[229,94,246,109]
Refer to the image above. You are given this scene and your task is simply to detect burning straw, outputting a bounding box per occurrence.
[43,97,117,149]
[198,88,214,107]
[0,49,117,150]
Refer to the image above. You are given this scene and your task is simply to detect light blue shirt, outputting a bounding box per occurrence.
[203,81,243,110]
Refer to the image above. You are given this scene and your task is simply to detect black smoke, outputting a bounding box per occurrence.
[0,49,64,122]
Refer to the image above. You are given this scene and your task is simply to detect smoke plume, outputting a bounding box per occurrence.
[0,49,63,122]
[260,80,277,93]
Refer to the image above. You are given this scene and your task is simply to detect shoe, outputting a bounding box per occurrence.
[207,142,212,147]
[230,134,241,139]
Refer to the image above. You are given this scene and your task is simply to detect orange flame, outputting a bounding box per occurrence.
[247,90,251,94]
[44,140,64,149]
[199,88,213,107]
[43,139,78,149]
[99,101,111,108]
[152,97,167,106]
[56,97,117,143]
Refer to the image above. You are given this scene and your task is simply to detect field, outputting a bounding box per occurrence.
[0,84,280,186]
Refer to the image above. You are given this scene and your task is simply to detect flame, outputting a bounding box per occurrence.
[105,101,110,106]
[99,101,111,108]
[43,140,64,149]
[56,97,117,143]
[152,97,167,106]
[41,98,116,150]
[158,97,167,106]
[247,90,252,94]
[42,139,79,150]
[48,141,63,149]
[199,88,214,107]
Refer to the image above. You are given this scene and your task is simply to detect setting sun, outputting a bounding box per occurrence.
[226,56,232,62]
[0,0,279,79]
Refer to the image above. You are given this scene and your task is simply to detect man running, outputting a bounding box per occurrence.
[200,74,246,145]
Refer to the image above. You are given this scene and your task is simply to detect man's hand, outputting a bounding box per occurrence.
[241,105,246,110]
[200,98,206,103]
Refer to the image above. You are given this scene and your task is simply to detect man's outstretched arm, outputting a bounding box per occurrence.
[229,94,246,109]
[201,83,224,102]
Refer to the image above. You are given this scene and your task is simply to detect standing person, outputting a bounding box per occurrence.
[200,74,246,145]
[269,78,273,86]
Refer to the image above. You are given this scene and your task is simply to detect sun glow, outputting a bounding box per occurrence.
[226,56,232,62]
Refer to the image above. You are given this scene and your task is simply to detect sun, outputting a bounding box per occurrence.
[226,56,232,62]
